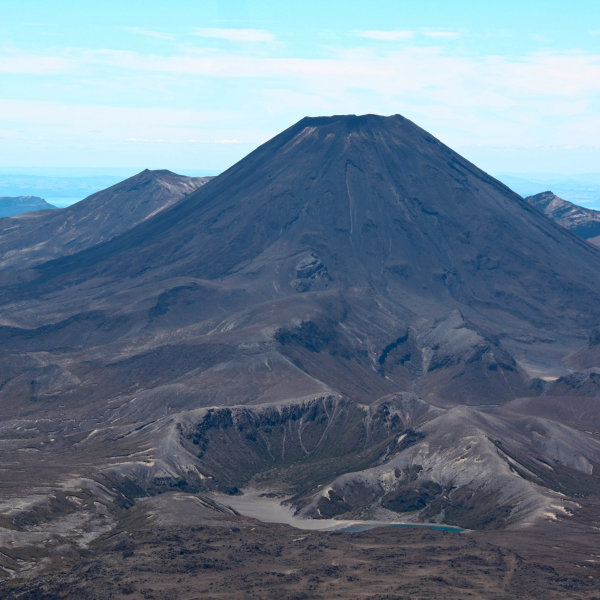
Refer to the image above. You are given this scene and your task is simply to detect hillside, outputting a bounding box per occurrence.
[0,169,211,269]
[1,116,600,591]
[0,195,56,217]
[526,190,600,247]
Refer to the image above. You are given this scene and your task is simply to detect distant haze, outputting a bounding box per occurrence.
[495,173,600,210]
[0,168,218,207]
[1,3,599,174]
[1,166,599,210]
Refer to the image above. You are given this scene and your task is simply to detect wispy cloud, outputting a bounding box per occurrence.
[123,26,174,41]
[193,28,276,43]
[2,40,600,170]
[125,137,240,144]
[0,52,73,74]
[356,30,415,41]
[81,47,600,100]
[125,137,242,144]
[357,30,461,42]
[0,99,230,138]
[529,33,551,43]
[423,31,461,39]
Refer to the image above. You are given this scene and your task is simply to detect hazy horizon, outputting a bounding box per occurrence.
[2,1,599,206]
[1,1,599,174]
[2,166,600,210]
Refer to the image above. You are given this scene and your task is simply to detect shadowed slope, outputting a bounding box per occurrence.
[2,115,599,399]
[0,196,57,218]
[526,190,600,247]
[0,169,210,269]
[18,116,600,335]
[1,115,600,544]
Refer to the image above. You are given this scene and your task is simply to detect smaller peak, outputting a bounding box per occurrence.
[530,191,562,202]
[526,191,568,212]
[134,169,178,179]
[527,190,558,200]
[296,113,409,129]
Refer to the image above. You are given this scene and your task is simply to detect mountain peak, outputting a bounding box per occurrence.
[526,190,558,208]
[4,115,600,545]
[29,113,600,349]
[136,168,179,178]
[526,190,600,246]
[0,170,211,269]
[296,113,406,128]
[285,113,435,145]
[0,195,57,217]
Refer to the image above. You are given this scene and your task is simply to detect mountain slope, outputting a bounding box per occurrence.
[5,115,600,394]
[526,190,600,247]
[0,169,211,269]
[0,195,57,217]
[1,115,600,546]
[22,116,600,328]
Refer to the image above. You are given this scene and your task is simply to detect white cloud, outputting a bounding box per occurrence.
[125,137,241,144]
[356,30,415,41]
[423,31,461,39]
[2,40,600,171]
[193,28,276,43]
[357,30,461,42]
[0,99,230,139]
[122,26,174,41]
[529,33,551,43]
[7,45,600,112]
[0,52,73,74]
[88,46,600,98]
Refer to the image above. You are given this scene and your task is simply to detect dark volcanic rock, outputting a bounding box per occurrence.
[526,190,600,247]
[2,115,600,548]
[0,195,56,217]
[6,115,600,403]
[3,114,600,410]
[0,169,210,269]
[23,116,600,333]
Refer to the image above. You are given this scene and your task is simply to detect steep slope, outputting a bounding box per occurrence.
[526,190,600,247]
[15,116,600,332]
[0,195,57,217]
[0,169,211,269]
[4,115,600,399]
[1,115,600,545]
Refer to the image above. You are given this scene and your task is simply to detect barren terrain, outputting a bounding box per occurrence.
[1,115,600,598]
[2,493,600,599]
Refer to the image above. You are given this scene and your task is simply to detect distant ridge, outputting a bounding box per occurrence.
[526,190,600,247]
[0,169,211,269]
[0,195,57,217]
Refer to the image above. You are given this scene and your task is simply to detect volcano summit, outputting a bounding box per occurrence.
[2,115,600,597]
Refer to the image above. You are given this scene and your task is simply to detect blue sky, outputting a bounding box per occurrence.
[1,0,599,175]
